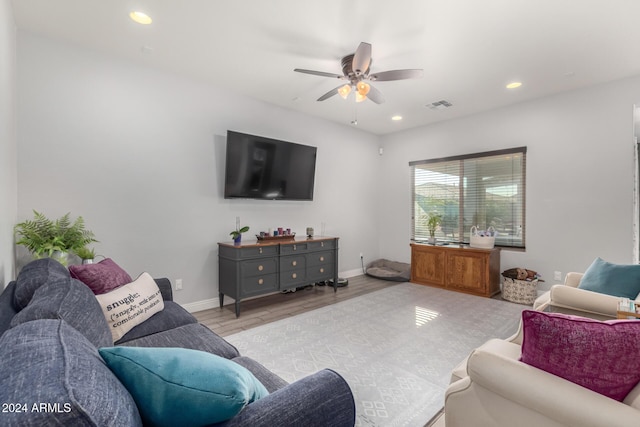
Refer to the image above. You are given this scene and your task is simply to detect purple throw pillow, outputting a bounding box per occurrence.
[520,310,640,401]
[69,258,132,295]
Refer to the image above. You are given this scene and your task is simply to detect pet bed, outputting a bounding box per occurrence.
[366,259,411,282]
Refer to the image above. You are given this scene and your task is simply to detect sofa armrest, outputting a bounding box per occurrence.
[154,278,173,301]
[548,285,618,318]
[450,339,640,427]
[564,272,583,288]
[217,369,355,427]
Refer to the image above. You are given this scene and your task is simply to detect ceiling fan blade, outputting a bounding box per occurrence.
[352,42,372,76]
[317,85,343,101]
[366,84,385,104]
[369,69,424,81]
[294,69,345,79]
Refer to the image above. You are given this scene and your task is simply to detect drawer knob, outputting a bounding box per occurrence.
[258,265,264,271]
[320,268,324,273]
[292,273,297,279]
[259,248,263,254]
[321,242,324,247]
[320,256,324,262]
[258,278,264,285]
[293,245,297,251]
[292,260,297,266]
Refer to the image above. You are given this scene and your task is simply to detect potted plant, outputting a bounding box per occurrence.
[75,246,97,264]
[230,225,250,245]
[426,211,443,244]
[14,210,98,266]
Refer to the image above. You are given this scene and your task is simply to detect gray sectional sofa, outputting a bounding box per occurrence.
[0,258,355,426]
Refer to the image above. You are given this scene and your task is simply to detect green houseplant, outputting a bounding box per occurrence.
[426,211,443,243]
[14,210,98,266]
[75,246,97,264]
[230,225,250,244]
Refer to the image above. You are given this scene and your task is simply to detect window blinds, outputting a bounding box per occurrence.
[410,147,526,248]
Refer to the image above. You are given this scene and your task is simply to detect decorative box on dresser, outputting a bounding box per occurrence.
[218,237,339,317]
[410,243,501,297]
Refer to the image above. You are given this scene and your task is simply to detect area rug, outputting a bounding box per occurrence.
[226,282,527,426]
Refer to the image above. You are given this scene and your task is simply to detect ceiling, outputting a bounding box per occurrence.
[11,0,640,135]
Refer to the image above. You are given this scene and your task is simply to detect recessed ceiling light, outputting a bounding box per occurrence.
[130,11,152,25]
[391,115,403,121]
[506,82,522,89]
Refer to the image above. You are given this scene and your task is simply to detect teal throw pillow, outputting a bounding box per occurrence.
[99,346,269,427]
[578,257,640,299]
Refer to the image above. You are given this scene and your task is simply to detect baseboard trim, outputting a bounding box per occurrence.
[181,270,366,313]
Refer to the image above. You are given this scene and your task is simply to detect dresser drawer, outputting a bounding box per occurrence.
[306,251,334,267]
[219,244,278,260]
[280,255,306,272]
[240,258,278,278]
[307,264,334,282]
[307,239,336,251]
[241,273,278,296]
[280,243,309,254]
[280,268,307,288]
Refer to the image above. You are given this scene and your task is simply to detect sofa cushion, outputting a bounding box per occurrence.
[0,282,18,337]
[0,319,142,426]
[578,257,640,299]
[116,300,197,344]
[120,322,240,359]
[13,258,70,309]
[10,277,112,348]
[69,258,132,294]
[520,310,640,401]
[95,272,165,342]
[99,346,269,426]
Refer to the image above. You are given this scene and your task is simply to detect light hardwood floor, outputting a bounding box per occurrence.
[193,275,400,337]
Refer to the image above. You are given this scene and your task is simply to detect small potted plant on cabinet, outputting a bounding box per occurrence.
[426,211,443,244]
[230,225,250,245]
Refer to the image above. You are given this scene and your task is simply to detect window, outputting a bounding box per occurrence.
[410,147,526,249]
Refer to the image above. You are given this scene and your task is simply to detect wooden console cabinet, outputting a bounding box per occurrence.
[218,236,339,317]
[410,243,501,297]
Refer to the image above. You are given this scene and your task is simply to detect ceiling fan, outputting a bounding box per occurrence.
[294,42,423,104]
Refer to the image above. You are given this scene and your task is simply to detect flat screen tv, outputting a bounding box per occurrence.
[224,130,317,200]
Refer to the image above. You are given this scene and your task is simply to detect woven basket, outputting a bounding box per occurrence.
[469,226,496,249]
[502,277,538,305]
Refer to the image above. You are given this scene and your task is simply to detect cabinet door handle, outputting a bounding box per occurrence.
[258,265,264,271]
[292,273,297,279]
[292,260,297,266]
[320,256,324,262]
[258,278,264,285]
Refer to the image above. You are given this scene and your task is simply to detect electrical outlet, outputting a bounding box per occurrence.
[175,279,183,291]
[553,271,562,281]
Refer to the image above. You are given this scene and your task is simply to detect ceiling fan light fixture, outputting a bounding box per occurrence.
[357,82,370,96]
[130,11,152,25]
[355,92,367,103]
[506,81,522,89]
[338,84,352,99]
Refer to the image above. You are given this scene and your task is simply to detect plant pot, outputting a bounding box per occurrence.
[233,235,242,245]
[428,237,437,244]
[82,258,94,265]
[51,251,69,266]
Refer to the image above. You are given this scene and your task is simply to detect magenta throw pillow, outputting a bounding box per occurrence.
[69,258,132,295]
[520,310,640,401]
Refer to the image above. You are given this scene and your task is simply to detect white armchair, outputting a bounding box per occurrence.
[532,272,637,320]
[445,337,640,427]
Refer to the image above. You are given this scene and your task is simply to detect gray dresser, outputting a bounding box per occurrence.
[218,237,339,317]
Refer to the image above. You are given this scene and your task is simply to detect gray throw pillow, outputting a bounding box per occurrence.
[0,319,142,426]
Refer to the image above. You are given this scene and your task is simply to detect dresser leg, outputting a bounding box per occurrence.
[235,300,241,318]
[219,292,224,308]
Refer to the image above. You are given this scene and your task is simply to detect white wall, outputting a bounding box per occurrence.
[379,76,639,290]
[17,32,381,305]
[0,0,16,288]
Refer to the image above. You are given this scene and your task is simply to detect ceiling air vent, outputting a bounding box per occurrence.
[428,100,453,110]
